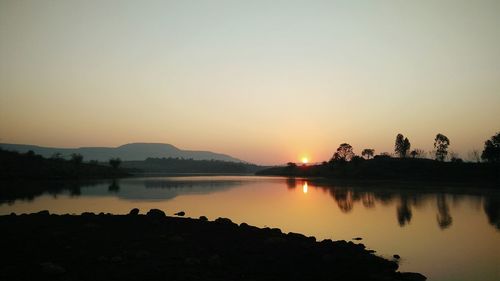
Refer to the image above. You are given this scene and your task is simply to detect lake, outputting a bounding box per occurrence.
[1,176,499,280]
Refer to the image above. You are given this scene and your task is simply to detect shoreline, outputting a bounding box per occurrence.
[0,210,426,281]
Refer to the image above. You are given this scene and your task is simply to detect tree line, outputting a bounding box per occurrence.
[328,132,499,164]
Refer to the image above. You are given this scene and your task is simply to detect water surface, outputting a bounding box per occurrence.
[1,176,499,281]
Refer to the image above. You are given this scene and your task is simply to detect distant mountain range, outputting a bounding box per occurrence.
[0,143,243,162]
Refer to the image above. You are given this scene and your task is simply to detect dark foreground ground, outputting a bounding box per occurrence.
[0,211,426,281]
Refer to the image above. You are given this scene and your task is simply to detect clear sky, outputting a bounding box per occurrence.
[1,0,499,164]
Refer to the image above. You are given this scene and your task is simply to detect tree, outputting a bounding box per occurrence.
[70,153,83,165]
[331,143,354,163]
[410,149,425,159]
[434,133,450,161]
[50,152,63,161]
[109,158,122,169]
[481,132,500,163]
[395,134,411,158]
[361,149,375,159]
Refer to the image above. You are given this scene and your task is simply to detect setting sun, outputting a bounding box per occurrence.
[301,157,309,164]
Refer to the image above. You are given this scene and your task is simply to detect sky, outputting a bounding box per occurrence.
[0,0,499,165]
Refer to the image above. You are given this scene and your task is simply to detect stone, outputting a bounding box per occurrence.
[169,235,185,243]
[215,217,236,226]
[111,256,123,263]
[36,210,50,216]
[135,250,150,259]
[40,262,66,275]
[400,272,427,281]
[208,254,221,266]
[129,208,140,215]
[146,209,166,218]
[184,257,201,265]
[174,211,185,216]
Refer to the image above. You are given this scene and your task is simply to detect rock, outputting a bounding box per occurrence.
[146,209,166,218]
[184,257,201,265]
[199,216,208,221]
[320,239,334,247]
[208,254,221,266]
[174,211,185,216]
[169,235,185,243]
[240,222,259,232]
[36,210,50,216]
[129,208,140,215]
[400,272,427,281]
[393,254,401,259]
[97,256,108,262]
[134,250,150,259]
[40,262,66,275]
[215,217,236,226]
[111,256,123,263]
[287,232,307,241]
[352,237,362,241]
[265,237,287,244]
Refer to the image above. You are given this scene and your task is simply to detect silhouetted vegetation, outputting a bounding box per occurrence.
[109,158,122,169]
[0,149,129,180]
[361,149,375,159]
[434,134,450,161]
[410,149,425,159]
[330,143,354,163]
[257,157,499,182]
[481,132,500,163]
[395,134,411,158]
[258,132,500,183]
[122,157,264,174]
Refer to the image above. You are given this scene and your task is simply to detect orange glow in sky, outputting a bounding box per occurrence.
[301,157,309,164]
[0,1,499,165]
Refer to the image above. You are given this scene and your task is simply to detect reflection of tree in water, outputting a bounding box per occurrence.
[286,178,297,190]
[397,196,413,226]
[108,180,120,193]
[333,190,354,213]
[69,186,81,196]
[361,193,375,208]
[483,197,500,230]
[436,194,453,229]
[376,192,395,206]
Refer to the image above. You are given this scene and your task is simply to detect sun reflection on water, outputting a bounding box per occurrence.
[302,182,308,194]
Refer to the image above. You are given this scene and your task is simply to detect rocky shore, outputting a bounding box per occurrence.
[0,210,426,281]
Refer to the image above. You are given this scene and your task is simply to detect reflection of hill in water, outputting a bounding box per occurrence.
[286,178,500,231]
[82,179,242,201]
[0,178,243,204]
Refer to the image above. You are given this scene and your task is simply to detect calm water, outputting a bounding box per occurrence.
[1,176,499,281]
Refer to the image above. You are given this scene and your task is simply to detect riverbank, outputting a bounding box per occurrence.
[256,158,500,183]
[0,211,426,281]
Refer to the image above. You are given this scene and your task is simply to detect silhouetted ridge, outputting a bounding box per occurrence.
[0,142,242,162]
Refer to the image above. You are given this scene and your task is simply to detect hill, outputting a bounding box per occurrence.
[0,143,242,162]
